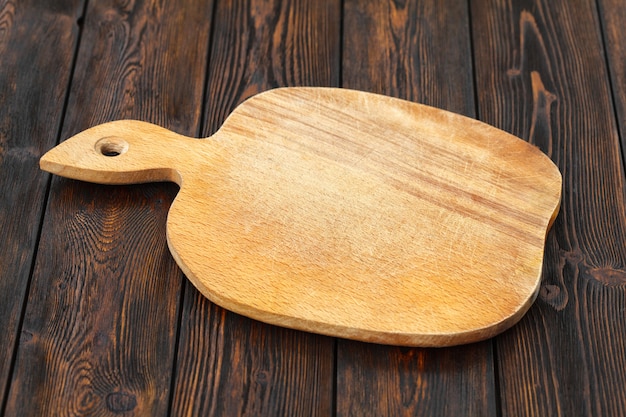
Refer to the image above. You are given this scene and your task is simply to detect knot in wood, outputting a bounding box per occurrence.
[106,391,137,413]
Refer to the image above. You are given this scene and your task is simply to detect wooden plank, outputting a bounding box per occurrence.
[169,1,340,415]
[336,0,497,415]
[598,0,626,160]
[342,0,475,114]
[471,0,626,415]
[4,0,213,414]
[0,0,84,407]
[172,305,335,416]
[337,343,496,416]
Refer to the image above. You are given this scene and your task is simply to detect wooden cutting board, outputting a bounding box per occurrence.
[40,87,561,347]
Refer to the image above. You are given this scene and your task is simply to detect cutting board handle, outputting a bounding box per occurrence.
[40,120,210,186]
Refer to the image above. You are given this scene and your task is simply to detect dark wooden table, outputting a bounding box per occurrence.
[2,0,625,415]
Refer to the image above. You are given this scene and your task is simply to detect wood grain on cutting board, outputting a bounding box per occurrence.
[40,87,562,346]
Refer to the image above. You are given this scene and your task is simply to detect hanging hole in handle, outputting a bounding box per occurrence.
[95,137,129,157]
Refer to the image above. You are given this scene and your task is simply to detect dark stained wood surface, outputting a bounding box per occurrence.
[599,0,626,158]
[1,0,625,416]
[0,0,84,405]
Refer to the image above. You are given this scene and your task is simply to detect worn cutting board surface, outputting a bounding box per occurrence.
[40,87,561,346]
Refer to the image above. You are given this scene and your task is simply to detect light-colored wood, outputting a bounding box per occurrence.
[40,87,561,346]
